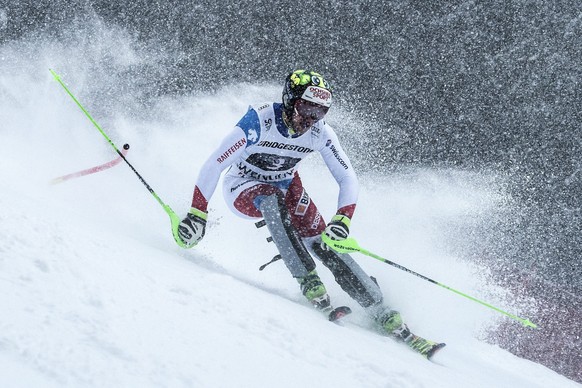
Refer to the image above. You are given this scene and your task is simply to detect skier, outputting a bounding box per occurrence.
[177,69,444,358]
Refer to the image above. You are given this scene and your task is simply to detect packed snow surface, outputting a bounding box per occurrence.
[0,75,578,388]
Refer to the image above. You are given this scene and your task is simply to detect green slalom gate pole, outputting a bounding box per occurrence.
[49,69,189,248]
[322,235,538,328]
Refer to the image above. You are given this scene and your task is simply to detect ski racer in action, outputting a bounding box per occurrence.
[177,69,444,358]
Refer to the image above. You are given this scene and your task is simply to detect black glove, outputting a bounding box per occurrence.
[178,208,207,248]
[321,214,350,251]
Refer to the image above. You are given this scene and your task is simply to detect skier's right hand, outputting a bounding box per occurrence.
[178,208,207,248]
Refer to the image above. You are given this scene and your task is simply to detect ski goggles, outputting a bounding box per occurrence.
[294,99,330,121]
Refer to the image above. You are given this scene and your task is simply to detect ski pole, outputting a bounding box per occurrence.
[49,69,188,248]
[322,235,538,328]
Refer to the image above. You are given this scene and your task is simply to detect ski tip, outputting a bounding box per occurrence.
[427,343,446,360]
[328,306,352,322]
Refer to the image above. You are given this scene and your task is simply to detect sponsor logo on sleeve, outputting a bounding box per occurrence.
[217,137,247,163]
[326,140,349,170]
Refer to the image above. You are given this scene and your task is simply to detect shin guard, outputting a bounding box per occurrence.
[312,240,383,308]
[259,194,316,278]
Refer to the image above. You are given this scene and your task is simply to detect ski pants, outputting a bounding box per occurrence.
[222,173,384,308]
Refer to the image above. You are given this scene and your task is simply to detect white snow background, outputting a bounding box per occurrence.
[0,32,579,388]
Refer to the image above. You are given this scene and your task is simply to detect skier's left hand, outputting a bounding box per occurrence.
[321,214,350,251]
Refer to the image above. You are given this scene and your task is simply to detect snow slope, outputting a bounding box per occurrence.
[0,69,579,388]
